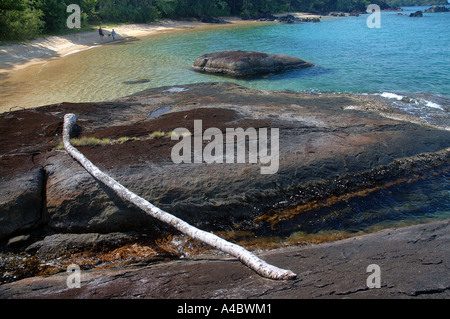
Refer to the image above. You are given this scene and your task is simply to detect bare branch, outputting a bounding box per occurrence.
[63,113,296,280]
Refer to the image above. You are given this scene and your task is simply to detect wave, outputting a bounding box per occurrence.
[61,44,105,57]
[370,91,449,129]
[379,92,404,101]
[376,92,445,111]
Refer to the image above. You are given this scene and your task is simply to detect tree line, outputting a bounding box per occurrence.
[1,0,447,41]
[385,0,447,6]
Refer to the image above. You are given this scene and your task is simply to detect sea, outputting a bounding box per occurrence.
[0,6,448,241]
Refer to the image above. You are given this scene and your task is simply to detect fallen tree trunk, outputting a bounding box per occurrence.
[63,113,296,280]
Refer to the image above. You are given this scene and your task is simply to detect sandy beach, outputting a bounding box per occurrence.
[0,18,259,113]
[0,20,223,75]
[0,13,324,75]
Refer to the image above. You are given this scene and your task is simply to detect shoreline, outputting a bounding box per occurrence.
[0,20,229,75]
[0,14,322,76]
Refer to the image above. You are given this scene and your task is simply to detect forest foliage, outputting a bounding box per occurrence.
[0,0,448,41]
[385,0,447,6]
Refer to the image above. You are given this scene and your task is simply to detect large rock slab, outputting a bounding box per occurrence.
[0,82,449,241]
[192,50,314,77]
[1,219,448,299]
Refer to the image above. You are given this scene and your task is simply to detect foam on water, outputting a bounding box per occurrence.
[371,91,449,128]
[61,44,103,57]
[426,101,444,110]
[379,92,405,100]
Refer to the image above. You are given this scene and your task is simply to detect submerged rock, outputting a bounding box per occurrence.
[410,11,423,17]
[192,50,314,77]
[123,79,150,85]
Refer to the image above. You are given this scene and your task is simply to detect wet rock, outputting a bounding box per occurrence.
[277,15,320,23]
[278,14,301,23]
[0,168,45,239]
[329,12,347,17]
[424,6,449,13]
[192,51,314,77]
[301,17,320,23]
[241,13,277,21]
[410,11,423,17]
[199,16,229,24]
[25,232,137,257]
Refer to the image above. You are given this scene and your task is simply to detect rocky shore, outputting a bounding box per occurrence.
[1,219,448,299]
[0,82,449,296]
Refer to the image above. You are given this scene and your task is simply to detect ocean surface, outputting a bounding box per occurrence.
[1,6,449,240]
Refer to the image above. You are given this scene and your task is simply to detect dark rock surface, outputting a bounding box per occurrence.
[0,82,449,242]
[277,15,320,23]
[1,219,448,299]
[424,6,449,13]
[241,13,277,21]
[410,11,423,17]
[24,232,137,257]
[192,51,314,77]
[1,82,449,298]
[199,16,230,24]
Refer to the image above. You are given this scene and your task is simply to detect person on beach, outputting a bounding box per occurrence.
[99,27,104,40]
[111,29,116,41]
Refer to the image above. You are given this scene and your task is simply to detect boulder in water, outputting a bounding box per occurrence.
[410,11,423,17]
[192,50,314,78]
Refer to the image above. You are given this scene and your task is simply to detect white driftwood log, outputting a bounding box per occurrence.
[63,114,296,280]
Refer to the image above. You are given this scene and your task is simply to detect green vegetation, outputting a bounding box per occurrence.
[386,0,447,6]
[149,131,166,139]
[1,0,448,41]
[56,135,140,150]
[54,131,180,150]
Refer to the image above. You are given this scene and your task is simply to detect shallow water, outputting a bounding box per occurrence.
[224,166,450,247]
[281,167,450,236]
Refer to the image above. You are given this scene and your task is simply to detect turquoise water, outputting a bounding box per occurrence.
[2,6,449,126]
[275,168,450,238]
[165,8,449,95]
[106,7,450,96]
[68,7,450,126]
[115,10,446,96]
